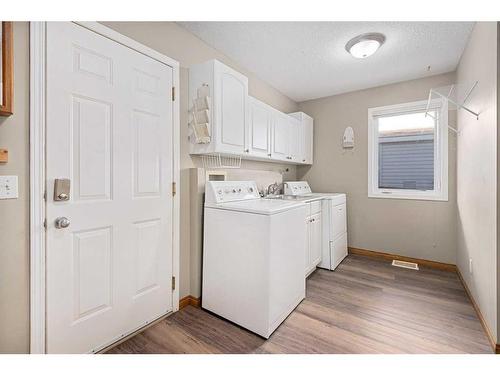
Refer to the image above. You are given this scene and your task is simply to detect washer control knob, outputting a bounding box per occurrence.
[232,189,237,193]
[248,187,254,193]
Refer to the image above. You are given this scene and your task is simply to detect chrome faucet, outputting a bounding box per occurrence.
[267,182,281,196]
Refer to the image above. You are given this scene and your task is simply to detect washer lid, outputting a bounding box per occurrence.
[205,199,305,215]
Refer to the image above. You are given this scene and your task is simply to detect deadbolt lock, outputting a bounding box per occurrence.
[54,179,71,201]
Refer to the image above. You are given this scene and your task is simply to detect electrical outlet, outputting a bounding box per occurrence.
[0,175,19,199]
[469,258,473,274]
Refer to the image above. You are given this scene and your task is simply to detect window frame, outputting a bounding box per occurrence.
[367,99,448,201]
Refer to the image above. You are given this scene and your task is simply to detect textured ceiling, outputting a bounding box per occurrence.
[178,22,474,102]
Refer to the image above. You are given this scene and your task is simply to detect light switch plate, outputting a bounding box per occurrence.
[0,175,19,199]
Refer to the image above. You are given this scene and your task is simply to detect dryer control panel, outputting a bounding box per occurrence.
[284,181,312,196]
[205,181,260,204]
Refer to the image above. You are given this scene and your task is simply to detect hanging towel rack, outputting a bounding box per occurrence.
[425,81,479,134]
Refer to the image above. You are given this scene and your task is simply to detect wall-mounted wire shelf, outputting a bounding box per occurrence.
[425,81,479,134]
[201,154,242,169]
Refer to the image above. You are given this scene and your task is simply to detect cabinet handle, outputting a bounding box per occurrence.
[244,149,249,153]
[302,159,306,162]
[268,153,272,157]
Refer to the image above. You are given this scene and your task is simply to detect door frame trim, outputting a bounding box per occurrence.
[29,21,181,353]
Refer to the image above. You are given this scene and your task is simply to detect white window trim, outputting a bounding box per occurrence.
[367,99,448,201]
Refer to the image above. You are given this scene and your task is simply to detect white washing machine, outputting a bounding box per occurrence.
[203,181,307,338]
[284,181,348,271]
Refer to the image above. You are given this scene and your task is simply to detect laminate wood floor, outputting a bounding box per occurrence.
[107,255,493,354]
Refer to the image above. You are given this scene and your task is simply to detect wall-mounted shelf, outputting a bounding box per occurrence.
[201,154,242,169]
[189,84,212,144]
[425,81,479,134]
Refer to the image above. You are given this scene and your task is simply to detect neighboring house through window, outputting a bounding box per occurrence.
[368,99,448,201]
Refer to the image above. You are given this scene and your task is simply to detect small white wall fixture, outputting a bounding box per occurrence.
[343,126,355,148]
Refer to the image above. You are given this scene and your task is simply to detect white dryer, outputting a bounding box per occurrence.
[203,181,307,338]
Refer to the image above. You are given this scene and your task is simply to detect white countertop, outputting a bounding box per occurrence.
[264,193,346,204]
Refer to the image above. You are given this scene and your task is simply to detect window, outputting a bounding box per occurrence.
[368,99,448,201]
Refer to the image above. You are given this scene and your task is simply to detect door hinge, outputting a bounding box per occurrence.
[43,219,47,229]
[43,190,47,201]
[172,182,176,197]
[172,87,175,101]
[171,276,176,290]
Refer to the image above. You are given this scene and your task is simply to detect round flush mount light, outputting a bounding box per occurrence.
[345,33,386,59]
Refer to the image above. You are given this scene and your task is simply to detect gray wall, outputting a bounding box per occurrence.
[456,22,498,343]
[297,72,457,264]
[0,22,30,353]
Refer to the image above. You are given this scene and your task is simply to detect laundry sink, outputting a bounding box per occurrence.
[264,195,301,201]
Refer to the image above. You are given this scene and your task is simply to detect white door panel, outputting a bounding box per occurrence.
[288,117,301,162]
[310,213,322,267]
[215,64,247,153]
[272,112,289,161]
[248,97,271,157]
[46,22,174,354]
[332,203,347,239]
[331,232,348,270]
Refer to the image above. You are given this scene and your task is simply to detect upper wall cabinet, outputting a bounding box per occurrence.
[248,96,273,159]
[288,116,301,163]
[189,59,248,155]
[189,59,314,165]
[289,112,314,164]
[271,110,291,162]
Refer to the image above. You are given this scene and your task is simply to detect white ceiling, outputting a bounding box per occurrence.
[178,22,474,102]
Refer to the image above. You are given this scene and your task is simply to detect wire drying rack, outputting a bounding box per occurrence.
[425,81,479,134]
[201,154,242,169]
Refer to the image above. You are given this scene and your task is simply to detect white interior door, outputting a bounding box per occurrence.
[46,22,174,353]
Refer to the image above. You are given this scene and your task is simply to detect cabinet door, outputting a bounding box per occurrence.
[332,203,347,239]
[302,116,313,164]
[331,232,348,270]
[272,112,289,161]
[215,63,248,154]
[309,213,322,268]
[288,117,301,162]
[248,97,271,158]
[305,219,312,274]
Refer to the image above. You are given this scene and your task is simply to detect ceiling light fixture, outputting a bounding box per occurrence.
[345,33,386,59]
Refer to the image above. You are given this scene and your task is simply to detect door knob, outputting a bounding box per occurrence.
[55,217,70,229]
